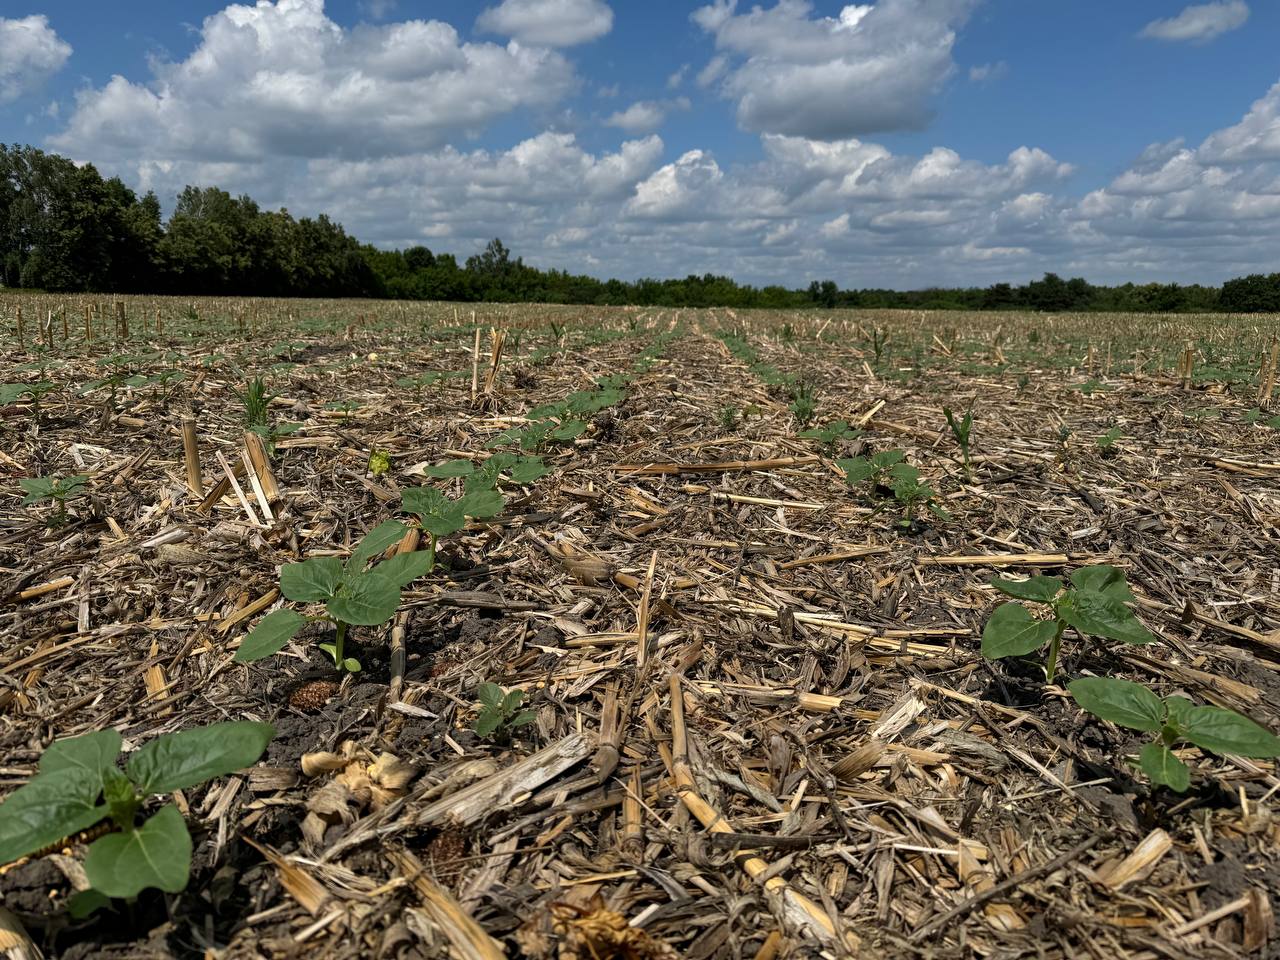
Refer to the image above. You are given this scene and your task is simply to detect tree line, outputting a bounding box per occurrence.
[2,143,1277,312]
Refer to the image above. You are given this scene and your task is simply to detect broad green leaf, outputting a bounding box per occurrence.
[1067,677,1164,732]
[502,689,525,712]
[980,603,1059,659]
[507,457,549,485]
[67,889,111,919]
[422,460,475,478]
[458,490,504,519]
[477,683,504,708]
[871,451,905,469]
[280,557,344,602]
[127,721,275,794]
[1058,591,1155,645]
[527,402,567,420]
[376,550,435,588]
[0,768,108,863]
[1165,696,1195,730]
[235,608,306,662]
[1070,565,1134,602]
[990,576,1063,604]
[888,463,920,485]
[1139,743,1190,792]
[84,804,192,897]
[40,729,122,785]
[550,420,587,441]
[327,571,400,626]
[837,457,874,485]
[402,486,448,520]
[475,710,503,738]
[510,711,536,728]
[342,657,361,673]
[1180,707,1280,758]
[349,519,409,567]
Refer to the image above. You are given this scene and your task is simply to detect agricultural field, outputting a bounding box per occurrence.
[2,292,1280,959]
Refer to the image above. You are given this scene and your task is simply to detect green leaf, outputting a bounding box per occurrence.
[871,450,905,469]
[84,804,192,897]
[40,729,122,785]
[280,557,344,602]
[1070,565,1134,601]
[127,721,275,794]
[507,457,549,485]
[376,550,436,587]
[0,768,108,864]
[837,457,874,485]
[422,460,475,478]
[991,576,1063,603]
[1179,707,1280,758]
[342,657,361,673]
[474,710,503,738]
[510,710,536,727]
[477,683,504,708]
[349,519,409,567]
[1165,696,1195,730]
[502,689,525,712]
[19,477,54,504]
[980,603,1059,659]
[327,571,401,626]
[1067,677,1165,732]
[235,608,306,662]
[1058,591,1155,645]
[550,420,587,441]
[402,485,448,519]
[67,888,112,919]
[458,490,504,519]
[1139,743,1190,792]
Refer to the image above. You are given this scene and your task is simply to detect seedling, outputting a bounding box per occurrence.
[1069,677,1280,792]
[838,450,906,492]
[943,405,974,479]
[236,521,435,673]
[885,463,950,529]
[20,474,89,527]
[798,420,859,454]
[719,406,738,431]
[981,565,1156,683]
[1096,427,1122,455]
[474,683,535,740]
[0,721,273,910]
[367,448,391,477]
[0,381,58,421]
[789,383,817,428]
[870,328,888,366]
[401,482,505,564]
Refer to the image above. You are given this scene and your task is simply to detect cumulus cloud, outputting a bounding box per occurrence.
[475,0,613,47]
[51,0,576,162]
[1139,1,1248,43]
[604,97,690,133]
[692,0,975,139]
[0,15,72,105]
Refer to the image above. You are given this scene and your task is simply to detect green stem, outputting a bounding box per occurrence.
[334,621,348,670]
[1044,619,1067,683]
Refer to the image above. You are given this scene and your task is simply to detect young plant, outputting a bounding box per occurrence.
[719,405,738,431]
[1068,677,1280,792]
[981,565,1156,683]
[798,420,859,454]
[401,481,505,563]
[20,474,89,527]
[1096,427,1122,456]
[0,722,273,910]
[367,448,391,477]
[886,463,950,529]
[838,450,906,492]
[474,683,535,740]
[942,405,974,479]
[0,381,57,421]
[236,521,434,673]
[789,382,817,428]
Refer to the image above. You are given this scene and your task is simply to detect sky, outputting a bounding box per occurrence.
[2,0,1280,289]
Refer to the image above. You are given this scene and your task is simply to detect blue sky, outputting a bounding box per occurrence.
[3,0,1279,288]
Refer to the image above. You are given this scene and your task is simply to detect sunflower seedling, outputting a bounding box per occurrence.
[981,565,1156,683]
[1068,677,1280,792]
[1096,427,1122,456]
[838,450,906,494]
[401,481,506,563]
[474,683,536,740]
[789,382,817,428]
[0,721,273,912]
[799,420,859,454]
[236,520,434,673]
[886,463,950,529]
[20,474,89,527]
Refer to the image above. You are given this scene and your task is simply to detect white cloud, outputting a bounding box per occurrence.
[968,61,1007,83]
[358,0,398,20]
[1139,1,1248,43]
[667,64,689,90]
[697,54,729,88]
[604,97,690,133]
[691,0,975,139]
[475,0,613,47]
[51,0,576,162]
[0,15,72,105]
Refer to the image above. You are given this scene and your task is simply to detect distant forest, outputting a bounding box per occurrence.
[3,143,1279,313]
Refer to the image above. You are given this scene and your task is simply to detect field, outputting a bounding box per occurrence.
[2,292,1280,959]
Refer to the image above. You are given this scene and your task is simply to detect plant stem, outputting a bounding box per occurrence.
[1044,619,1067,683]
[333,621,349,670]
